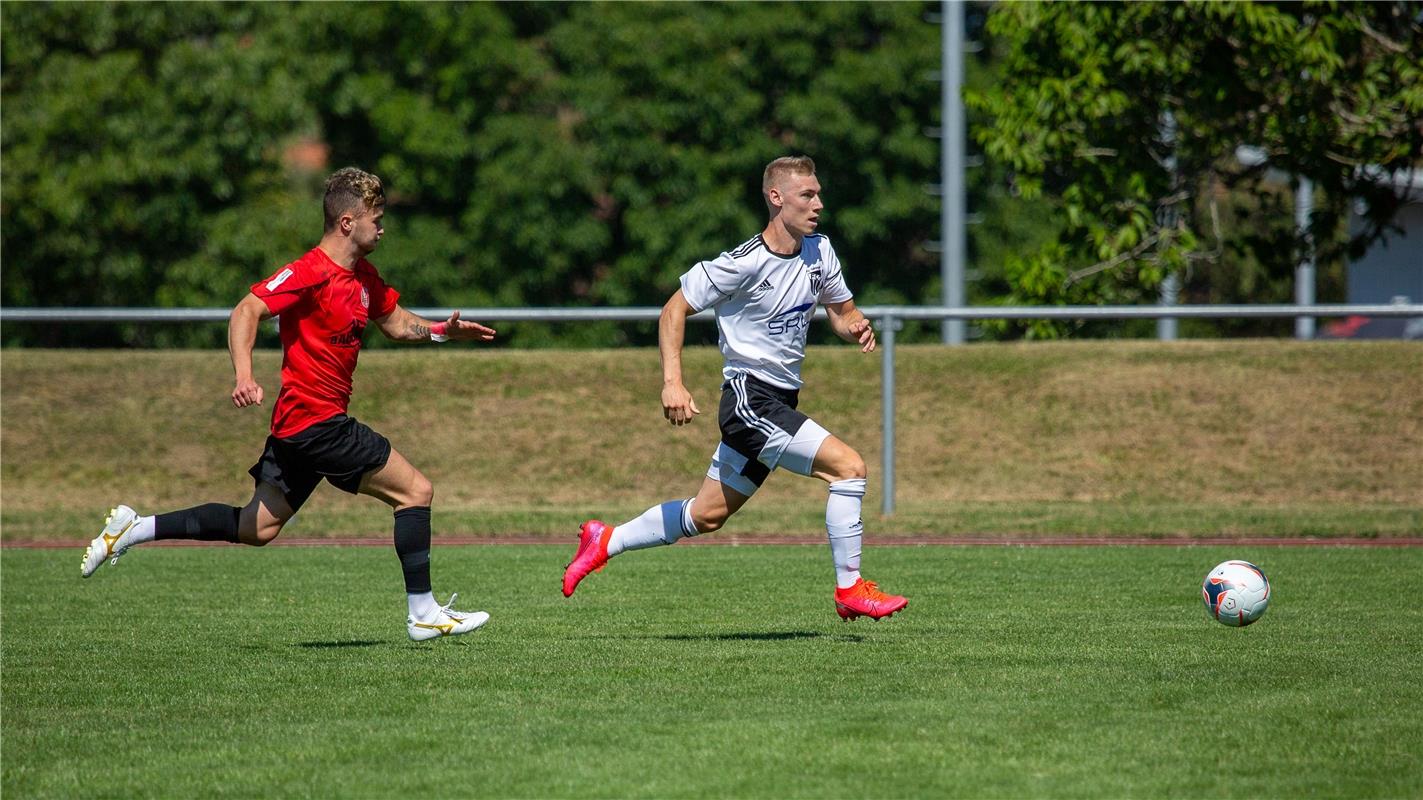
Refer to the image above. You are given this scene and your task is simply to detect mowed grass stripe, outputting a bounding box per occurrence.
[5,500,1421,542]
[5,545,1420,797]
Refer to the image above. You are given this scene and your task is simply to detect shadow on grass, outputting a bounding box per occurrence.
[657,630,864,643]
[296,639,386,649]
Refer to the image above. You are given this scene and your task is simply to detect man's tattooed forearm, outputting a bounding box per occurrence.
[410,322,430,340]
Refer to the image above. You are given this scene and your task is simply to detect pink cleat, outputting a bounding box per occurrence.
[562,520,613,597]
[834,578,908,621]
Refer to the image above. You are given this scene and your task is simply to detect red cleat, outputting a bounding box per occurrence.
[834,578,908,621]
[562,520,613,597]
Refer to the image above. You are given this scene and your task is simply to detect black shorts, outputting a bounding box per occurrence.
[716,373,814,489]
[248,415,392,510]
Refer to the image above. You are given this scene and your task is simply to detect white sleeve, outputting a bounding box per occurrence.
[819,242,853,305]
[679,251,746,312]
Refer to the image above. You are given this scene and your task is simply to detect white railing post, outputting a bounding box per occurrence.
[1295,177,1316,339]
[879,313,898,516]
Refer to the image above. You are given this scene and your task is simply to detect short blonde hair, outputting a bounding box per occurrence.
[762,155,816,203]
[323,167,385,231]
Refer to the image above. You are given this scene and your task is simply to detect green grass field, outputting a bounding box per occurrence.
[3,343,1420,796]
[4,544,1420,797]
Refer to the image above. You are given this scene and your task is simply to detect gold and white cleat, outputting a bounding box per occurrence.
[407,593,490,641]
[81,505,140,578]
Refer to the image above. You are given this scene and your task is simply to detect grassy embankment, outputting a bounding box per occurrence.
[2,341,1420,541]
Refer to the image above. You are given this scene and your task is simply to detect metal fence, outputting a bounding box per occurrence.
[5,302,1422,513]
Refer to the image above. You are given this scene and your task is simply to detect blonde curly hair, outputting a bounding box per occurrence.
[323,167,385,232]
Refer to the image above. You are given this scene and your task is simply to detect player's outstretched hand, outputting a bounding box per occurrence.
[851,318,876,353]
[662,382,701,426]
[440,310,497,342]
[232,378,264,408]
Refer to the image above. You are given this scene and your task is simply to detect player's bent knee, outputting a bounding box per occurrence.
[692,508,729,534]
[412,475,434,508]
[238,503,287,547]
[241,520,284,547]
[829,453,867,483]
[249,515,286,547]
[694,517,725,534]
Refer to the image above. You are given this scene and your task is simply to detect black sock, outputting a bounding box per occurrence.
[394,506,432,594]
[154,503,241,543]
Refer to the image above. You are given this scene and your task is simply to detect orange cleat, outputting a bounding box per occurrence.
[834,578,908,621]
[562,520,614,597]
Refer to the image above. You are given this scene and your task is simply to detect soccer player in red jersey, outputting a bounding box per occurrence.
[82,168,498,641]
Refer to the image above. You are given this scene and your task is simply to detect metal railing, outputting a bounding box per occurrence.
[5,302,1422,514]
[5,302,1420,323]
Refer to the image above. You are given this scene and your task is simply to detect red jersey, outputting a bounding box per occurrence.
[250,247,400,438]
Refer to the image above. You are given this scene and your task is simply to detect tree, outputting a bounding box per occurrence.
[968,1,1423,337]
[3,3,946,347]
[1,4,312,345]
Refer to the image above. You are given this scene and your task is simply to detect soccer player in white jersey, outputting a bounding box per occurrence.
[562,156,908,621]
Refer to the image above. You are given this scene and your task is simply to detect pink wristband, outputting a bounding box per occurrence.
[429,322,450,342]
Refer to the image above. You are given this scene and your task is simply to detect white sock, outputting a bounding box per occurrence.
[407,591,439,620]
[607,499,696,556]
[827,479,866,589]
[127,516,157,546]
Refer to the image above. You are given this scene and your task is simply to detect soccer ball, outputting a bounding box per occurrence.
[1201,560,1270,626]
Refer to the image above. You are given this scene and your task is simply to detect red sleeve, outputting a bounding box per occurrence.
[360,262,400,318]
[251,261,326,316]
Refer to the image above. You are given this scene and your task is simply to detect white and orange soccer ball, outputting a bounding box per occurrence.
[1202,560,1271,627]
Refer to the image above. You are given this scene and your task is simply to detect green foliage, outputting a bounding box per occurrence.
[6,3,1417,345]
[2,3,944,346]
[1,4,311,345]
[968,1,1423,337]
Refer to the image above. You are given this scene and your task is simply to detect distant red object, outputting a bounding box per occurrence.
[1320,315,1422,340]
[283,138,330,173]
[1323,316,1369,337]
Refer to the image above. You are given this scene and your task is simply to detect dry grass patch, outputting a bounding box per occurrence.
[2,342,1419,540]
[893,341,1423,504]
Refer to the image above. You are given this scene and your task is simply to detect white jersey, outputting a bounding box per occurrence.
[679,233,853,390]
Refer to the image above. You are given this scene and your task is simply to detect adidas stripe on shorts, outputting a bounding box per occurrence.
[708,373,831,496]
